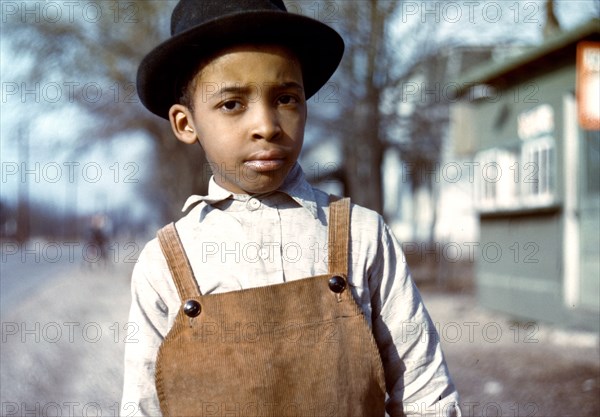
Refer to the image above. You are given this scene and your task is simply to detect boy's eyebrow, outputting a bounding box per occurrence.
[209,82,304,98]
[272,81,304,92]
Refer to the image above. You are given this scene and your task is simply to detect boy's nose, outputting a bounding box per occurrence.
[250,104,282,141]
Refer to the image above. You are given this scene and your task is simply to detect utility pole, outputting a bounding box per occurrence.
[16,125,30,243]
[543,0,561,40]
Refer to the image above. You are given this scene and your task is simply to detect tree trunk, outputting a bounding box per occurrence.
[342,0,386,214]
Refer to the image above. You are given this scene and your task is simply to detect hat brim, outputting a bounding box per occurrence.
[137,10,344,119]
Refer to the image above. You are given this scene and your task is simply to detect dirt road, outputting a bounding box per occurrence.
[422,291,600,417]
[1,246,598,416]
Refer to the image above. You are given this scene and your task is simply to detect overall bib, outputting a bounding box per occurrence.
[155,198,386,417]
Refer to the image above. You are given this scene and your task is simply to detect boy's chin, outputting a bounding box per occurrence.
[215,176,283,195]
[234,170,290,195]
[239,180,284,195]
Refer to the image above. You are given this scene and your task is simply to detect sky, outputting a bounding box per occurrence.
[1,0,598,223]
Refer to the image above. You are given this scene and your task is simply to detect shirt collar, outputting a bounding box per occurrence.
[181,163,319,218]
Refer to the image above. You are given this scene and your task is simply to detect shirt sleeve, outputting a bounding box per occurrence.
[370,221,461,417]
[121,244,168,417]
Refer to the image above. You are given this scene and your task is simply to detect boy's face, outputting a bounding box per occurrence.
[170,45,307,195]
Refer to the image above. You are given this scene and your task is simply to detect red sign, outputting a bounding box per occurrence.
[576,41,600,130]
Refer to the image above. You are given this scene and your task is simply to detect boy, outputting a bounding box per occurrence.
[122,1,461,416]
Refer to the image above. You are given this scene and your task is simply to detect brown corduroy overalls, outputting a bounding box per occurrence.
[155,198,386,417]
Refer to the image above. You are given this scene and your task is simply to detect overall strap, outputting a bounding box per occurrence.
[157,222,201,299]
[327,197,351,276]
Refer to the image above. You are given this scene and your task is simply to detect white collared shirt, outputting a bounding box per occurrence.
[121,163,461,416]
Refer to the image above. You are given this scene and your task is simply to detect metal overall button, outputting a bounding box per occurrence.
[328,275,346,293]
[183,299,201,317]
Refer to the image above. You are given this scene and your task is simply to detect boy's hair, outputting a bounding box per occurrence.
[176,57,206,112]
[136,0,344,119]
[178,78,195,112]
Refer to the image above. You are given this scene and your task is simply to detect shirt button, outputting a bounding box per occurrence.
[247,198,261,211]
[260,248,270,260]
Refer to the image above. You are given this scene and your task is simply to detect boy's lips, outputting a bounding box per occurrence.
[244,150,287,172]
[244,159,286,171]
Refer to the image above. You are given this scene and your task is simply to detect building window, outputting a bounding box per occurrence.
[474,149,496,211]
[474,137,556,212]
[520,136,556,207]
[584,130,600,195]
[475,148,519,211]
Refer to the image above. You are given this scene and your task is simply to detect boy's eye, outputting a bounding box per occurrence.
[278,94,298,105]
[221,100,244,112]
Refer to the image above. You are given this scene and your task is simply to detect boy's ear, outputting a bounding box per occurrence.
[169,104,198,145]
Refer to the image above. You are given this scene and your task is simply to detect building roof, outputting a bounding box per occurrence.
[456,18,600,97]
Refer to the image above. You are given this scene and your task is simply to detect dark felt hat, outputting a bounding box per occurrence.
[137,0,345,119]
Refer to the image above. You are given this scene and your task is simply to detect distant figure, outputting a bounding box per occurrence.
[87,214,108,265]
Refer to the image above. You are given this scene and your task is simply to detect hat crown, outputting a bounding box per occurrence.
[171,0,287,35]
[138,0,344,118]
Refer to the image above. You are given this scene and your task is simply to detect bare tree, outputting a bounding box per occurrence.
[306,0,574,243]
[306,1,443,219]
[2,1,207,223]
[306,0,403,214]
[5,0,589,232]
